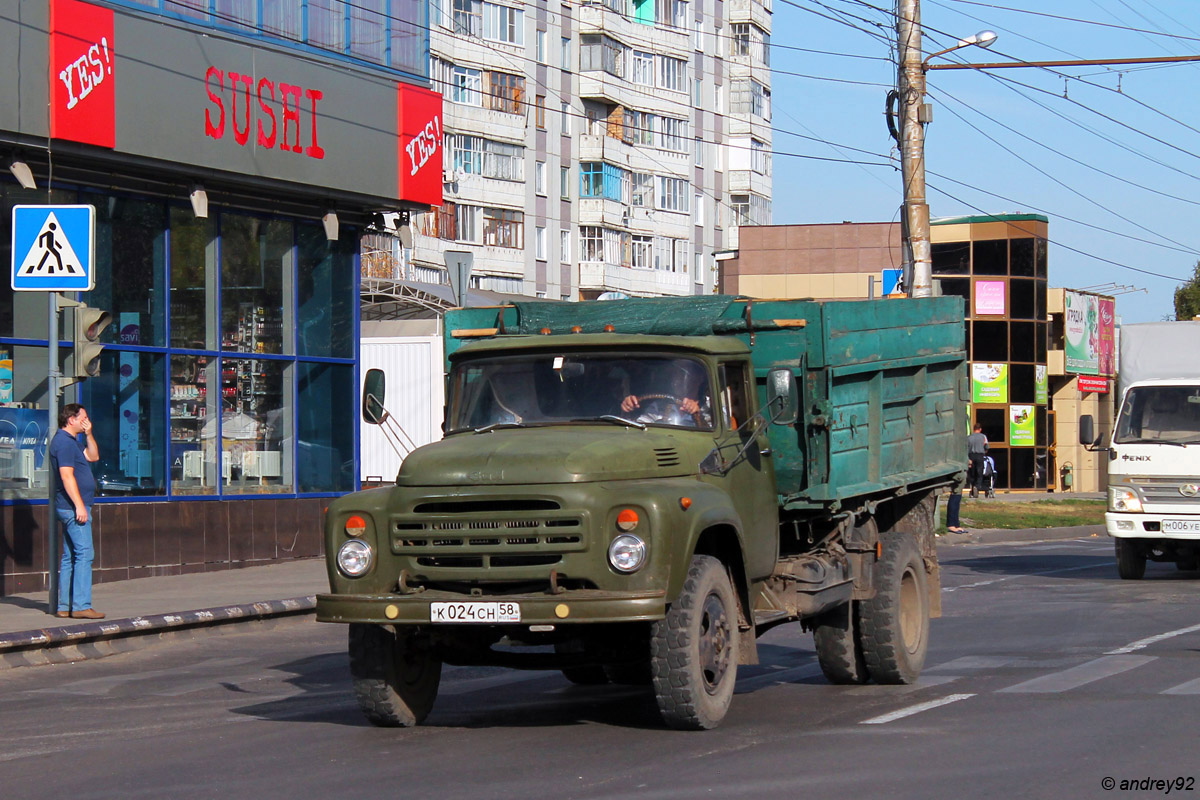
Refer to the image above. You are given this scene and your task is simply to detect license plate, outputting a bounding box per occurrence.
[1162,519,1200,534]
[429,602,521,623]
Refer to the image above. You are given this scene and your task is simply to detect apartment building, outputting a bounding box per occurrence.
[410,0,774,300]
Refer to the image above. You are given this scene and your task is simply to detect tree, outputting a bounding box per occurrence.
[1175,260,1200,321]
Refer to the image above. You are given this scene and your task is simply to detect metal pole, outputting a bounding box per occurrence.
[898,0,932,298]
[47,293,60,615]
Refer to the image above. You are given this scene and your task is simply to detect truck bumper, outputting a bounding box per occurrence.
[316,588,668,625]
[1107,512,1200,540]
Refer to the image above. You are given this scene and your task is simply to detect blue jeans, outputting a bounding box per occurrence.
[55,507,94,612]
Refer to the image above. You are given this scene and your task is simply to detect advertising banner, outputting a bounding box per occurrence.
[1098,297,1116,377]
[972,363,1009,403]
[1065,290,1100,375]
[1078,376,1109,393]
[1009,404,1035,446]
[397,84,444,207]
[50,0,116,148]
[974,281,1006,315]
[1035,364,1048,405]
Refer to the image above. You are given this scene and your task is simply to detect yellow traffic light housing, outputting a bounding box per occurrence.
[71,304,111,379]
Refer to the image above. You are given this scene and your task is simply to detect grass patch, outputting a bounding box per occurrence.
[939,499,1106,534]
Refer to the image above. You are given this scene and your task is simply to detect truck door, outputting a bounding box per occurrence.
[718,360,779,580]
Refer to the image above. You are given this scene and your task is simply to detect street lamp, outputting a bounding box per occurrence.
[894,11,999,298]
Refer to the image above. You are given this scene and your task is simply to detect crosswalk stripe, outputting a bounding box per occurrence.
[1161,678,1200,695]
[860,693,975,724]
[998,655,1154,694]
[1107,622,1200,655]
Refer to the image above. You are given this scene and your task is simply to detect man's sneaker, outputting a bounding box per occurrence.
[71,608,106,620]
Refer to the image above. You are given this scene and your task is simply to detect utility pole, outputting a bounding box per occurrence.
[896,0,932,298]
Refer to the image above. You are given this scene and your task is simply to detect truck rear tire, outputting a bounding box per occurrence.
[651,555,740,730]
[812,601,869,685]
[860,532,930,685]
[1115,539,1146,580]
[349,623,442,727]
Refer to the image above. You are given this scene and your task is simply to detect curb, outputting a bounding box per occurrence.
[939,524,1106,547]
[0,595,316,670]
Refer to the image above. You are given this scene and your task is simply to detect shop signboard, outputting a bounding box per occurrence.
[397,84,444,207]
[975,281,1006,315]
[1098,297,1116,377]
[1065,290,1100,375]
[972,363,1009,403]
[1078,376,1109,393]
[1035,364,1048,404]
[1010,404,1035,446]
[49,0,116,148]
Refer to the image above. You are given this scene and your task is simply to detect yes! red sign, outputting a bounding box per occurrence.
[397,83,443,207]
[50,0,116,148]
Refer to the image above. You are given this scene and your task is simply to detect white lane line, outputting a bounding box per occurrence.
[941,562,1105,593]
[1162,678,1200,695]
[860,693,975,725]
[998,654,1155,694]
[925,655,1020,672]
[1106,622,1200,655]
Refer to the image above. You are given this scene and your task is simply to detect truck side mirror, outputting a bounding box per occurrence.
[767,368,798,425]
[363,368,386,424]
[1078,414,1094,447]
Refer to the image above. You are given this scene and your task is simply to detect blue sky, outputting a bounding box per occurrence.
[768,0,1200,323]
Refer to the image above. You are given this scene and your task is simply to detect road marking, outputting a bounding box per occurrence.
[997,654,1154,694]
[1106,622,1200,655]
[942,562,1106,592]
[926,655,1020,672]
[860,693,975,725]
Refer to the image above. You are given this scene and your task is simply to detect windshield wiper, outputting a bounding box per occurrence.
[580,415,647,430]
[473,422,526,434]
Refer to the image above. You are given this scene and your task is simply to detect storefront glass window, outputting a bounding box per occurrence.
[297,362,355,492]
[221,357,289,494]
[297,223,355,358]
[0,345,51,501]
[170,354,219,495]
[221,214,289,356]
[170,207,216,350]
[85,195,167,348]
[80,351,167,497]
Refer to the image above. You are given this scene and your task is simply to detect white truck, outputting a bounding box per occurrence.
[1081,321,1200,579]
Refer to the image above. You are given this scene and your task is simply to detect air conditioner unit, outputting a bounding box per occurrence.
[443,170,461,184]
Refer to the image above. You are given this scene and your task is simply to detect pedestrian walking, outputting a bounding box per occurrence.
[50,403,104,619]
[946,473,967,533]
[967,423,989,499]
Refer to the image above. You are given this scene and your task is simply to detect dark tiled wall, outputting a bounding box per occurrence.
[0,498,326,597]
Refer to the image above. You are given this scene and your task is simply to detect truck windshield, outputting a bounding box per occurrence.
[1114,386,1200,444]
[447,353,714,433]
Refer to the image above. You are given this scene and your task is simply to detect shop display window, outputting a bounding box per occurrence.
[931,242,970,275]
[170,354,219,495]
[297,224,356,359]
[221,214,289,356]
[170,207,217,351]
[83,194,167,348]
[972,239,1008,276]
[220,357,289,494]
[80,352,167,497]
[297,362,355,493]
[972,321,1008,362]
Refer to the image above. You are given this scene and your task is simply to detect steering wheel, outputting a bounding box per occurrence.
[633,394,701,426]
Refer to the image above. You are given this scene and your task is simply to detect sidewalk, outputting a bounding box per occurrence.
[0,558,327,669]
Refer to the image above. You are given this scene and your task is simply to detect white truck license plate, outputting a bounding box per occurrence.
[429,602,521,623]
[1162,519,1200,534]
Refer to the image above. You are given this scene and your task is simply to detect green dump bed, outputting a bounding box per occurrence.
[444,295,968,510]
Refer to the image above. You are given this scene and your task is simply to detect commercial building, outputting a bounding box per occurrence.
[401,0,773,300]
[720,217,1113,493]
[1,0,441,595]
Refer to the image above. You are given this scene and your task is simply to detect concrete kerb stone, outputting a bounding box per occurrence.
[0,595,317,670]
[938,524,1106,547]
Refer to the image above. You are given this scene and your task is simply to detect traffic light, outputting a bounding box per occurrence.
[71,303,111,378]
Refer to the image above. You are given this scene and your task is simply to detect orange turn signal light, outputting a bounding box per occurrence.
[345,515,367,537]
[680,497,692,510]
[571,325,583,333]
[539,327,552,335]
[616,508,640,532]
[876,541,883,558]
[603,324,615,332]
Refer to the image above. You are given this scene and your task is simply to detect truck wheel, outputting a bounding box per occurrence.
[348,623,442,727]
[651,555,740,730]
[859,532,930,685]
[1115,539,1146,580]
[812,601,869,685]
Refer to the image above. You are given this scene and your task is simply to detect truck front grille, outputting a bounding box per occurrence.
[1133,477,1200,507]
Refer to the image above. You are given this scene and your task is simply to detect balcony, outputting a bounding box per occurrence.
[727,170,772,196]
[727,0,773,30]
[578,262,692,296]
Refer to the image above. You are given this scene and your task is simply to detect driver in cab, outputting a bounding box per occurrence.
[620,361,713,428]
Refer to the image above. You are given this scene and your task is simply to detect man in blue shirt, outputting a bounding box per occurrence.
[49,404,103,619]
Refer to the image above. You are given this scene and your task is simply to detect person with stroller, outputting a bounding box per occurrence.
[967,423,989,499]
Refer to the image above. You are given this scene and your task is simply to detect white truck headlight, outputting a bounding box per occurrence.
[1109,486,1143,514]
[608,534,646,573]
[337,539,373,577]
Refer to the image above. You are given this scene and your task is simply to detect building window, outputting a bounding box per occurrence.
[481,0,523,45]
[729,193,771,227]
[657,116,687,152]
[488,71,525,114]
[657,0,687,27]
[580,34,625,78]
[630,234,653,268]
[483,208,524,248]
[452,0,482,37]
[561,36,572,69]
[536,29,546,62]
[730,79,771,120]
[656,176,689,213]
[581,163,630,202]
[456,204,482,243]
[560,166,570,198]
[561,101,571,133]
[560,229,570,263]
[535,226,547,260]
[657,55,687,92]
[632,172,654,207]
[695,135,704,165]
[535,161,546,195]
[625,110,655,146]
[730,23,770,65]
[450,65,482,106]
[535,95,546,129]
[694,193,704,226]
[751,137,771,175]
[632,50,655,86]
[446,134,524,180]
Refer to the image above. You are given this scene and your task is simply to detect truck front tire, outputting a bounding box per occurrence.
[812,600,869,685]
[651,555,740,730]
[1115,539,1147,580]
[859,532,930,684]
[349,623,442,727]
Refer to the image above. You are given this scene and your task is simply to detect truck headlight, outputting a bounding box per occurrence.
[608,534,646,573]
[337,539,373,577]
[1109,486,1143,514]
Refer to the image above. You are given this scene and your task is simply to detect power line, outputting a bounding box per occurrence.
[940,0,1200,43]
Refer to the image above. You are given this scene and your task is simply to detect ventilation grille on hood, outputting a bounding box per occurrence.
[654,447,681,467]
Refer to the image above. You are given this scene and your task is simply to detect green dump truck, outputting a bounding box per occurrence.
[317,295,968,729]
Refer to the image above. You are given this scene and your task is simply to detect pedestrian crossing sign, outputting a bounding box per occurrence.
[10,205,95,291]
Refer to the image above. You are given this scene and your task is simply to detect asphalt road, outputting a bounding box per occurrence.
[3,536,1199,800]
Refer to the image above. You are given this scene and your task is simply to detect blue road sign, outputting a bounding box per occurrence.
[11,205,96,291]
[882,268,904,296]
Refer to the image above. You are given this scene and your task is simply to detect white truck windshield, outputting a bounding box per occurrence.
[1115,386,1200,444]
[447,353,714,433]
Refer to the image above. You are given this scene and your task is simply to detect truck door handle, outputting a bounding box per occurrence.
[760,447,773,457]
